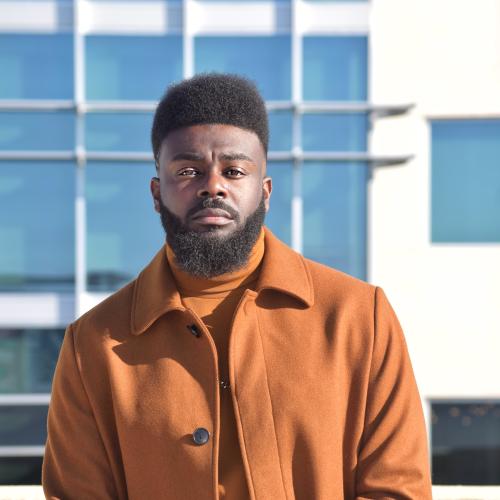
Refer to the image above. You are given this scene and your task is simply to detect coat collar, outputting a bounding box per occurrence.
[131,228,314,335]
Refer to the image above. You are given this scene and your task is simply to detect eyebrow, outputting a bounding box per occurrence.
[170,152,205,162]
[170,151,255,163]
[218,152,255,163]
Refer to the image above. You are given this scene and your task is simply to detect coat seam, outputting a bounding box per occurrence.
[255,309,289,500]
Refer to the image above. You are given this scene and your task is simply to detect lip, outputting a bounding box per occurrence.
[191,208,233,226]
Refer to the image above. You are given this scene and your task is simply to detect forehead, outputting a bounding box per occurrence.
[161,124,265,161]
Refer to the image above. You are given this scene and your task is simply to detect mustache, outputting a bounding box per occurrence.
[186,198,240,222]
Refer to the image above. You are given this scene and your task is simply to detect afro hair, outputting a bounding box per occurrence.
[151,73,269,163]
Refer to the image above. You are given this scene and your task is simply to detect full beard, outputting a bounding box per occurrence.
[159,196,266,278]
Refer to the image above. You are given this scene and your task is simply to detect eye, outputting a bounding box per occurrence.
[225,168,245,177]
[178,168,200,177]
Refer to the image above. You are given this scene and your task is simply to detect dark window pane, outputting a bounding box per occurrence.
[302,113,367,151]
[269,110,293,152]
[0,406,48,446]
[195,36,291,100]
[0,112,75,151]
[0,34,73,99]
[86,35,182,100]
[302,162,367,279]
[303,36,367,101]
[86,112,154,151]
[432,402,500,485]
[432,120,500,242]
[0,457,42,486]
[86,162,164,292]
[0,329,64,393]
[266,162,292,245]
[0,162,75,292]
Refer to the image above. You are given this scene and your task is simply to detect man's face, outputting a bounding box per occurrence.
[151,123,272,237]
[150,124,272,277]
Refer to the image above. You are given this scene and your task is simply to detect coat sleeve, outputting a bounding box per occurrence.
[355,287,433,500]
[42,324,120,499]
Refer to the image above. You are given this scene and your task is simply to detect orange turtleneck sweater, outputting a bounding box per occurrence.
[166,230,265,500]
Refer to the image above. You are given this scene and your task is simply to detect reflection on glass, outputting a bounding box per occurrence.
[302,113,367,152]
[195,36,291,100]
[86,112,154,152]
[432,402,500,485]
[0,112,75,151]
[432,120,500,243]
[303,36,367,101]
[86,35,183,100]
[0,162,75,292]
[265,162,292,245]
[269,110,293,152]
[0,457,42,486]
[0,406,48,446]
[86,162,165,292]
[302,162,367,279]
[0,329,64,394]
[0,34,73,99]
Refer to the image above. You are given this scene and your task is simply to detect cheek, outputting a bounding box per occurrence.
[238,185,263,217]
[161,184,194,218]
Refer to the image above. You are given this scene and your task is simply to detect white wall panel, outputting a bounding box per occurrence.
[297,0,369,35]
[80,0,182,35]
[0,1,72,33]
[190,0,289,35]
[0,294,74,327]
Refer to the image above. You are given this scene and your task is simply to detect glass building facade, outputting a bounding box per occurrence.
[0,0,399,485]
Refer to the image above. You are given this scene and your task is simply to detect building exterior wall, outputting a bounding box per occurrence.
[369,0,500,400]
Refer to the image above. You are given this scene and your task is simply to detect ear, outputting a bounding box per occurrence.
[150,177,161,213]
[262,175,272,212]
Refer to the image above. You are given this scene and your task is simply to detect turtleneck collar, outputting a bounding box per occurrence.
[166,229,265,295]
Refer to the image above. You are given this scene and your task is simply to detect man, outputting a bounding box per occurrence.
[43,73,432,499]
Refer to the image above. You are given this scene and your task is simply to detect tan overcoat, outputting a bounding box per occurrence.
[42,229,432,499]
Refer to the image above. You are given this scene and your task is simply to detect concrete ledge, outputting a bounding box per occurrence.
[0,486,44,500]
[433,485,500,499]
[1,485,500,499]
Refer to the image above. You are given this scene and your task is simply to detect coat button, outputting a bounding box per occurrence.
[187,324,201,337]
[192,427,210,445]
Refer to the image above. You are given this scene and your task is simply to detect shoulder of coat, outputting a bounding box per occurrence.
[71,280,136,344]
[301,256,376,303]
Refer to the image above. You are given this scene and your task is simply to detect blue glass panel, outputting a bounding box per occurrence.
[432,402,500,485]
[0,162,75,292]
[265,162,292,245]
[0,457,42,486]
[302,162,367,279]
[86,162,165,291]
[303,36,367,101]
[302,113,367,151]
[268,110,292,152]
[86,36,183,100]
[0,34,73,99]
[0,329,64,394]
[0,112,74,151]
[86,112,154,151]
[0,406,47,446]
[195,36,291,100]
[432,120,500,242]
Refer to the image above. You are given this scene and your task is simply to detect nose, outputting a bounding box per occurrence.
[197,170,227,199]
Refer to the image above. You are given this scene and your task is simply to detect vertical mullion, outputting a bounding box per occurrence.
[291,0,303,254]
[183,0,194,78]
[74,0,86,317]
